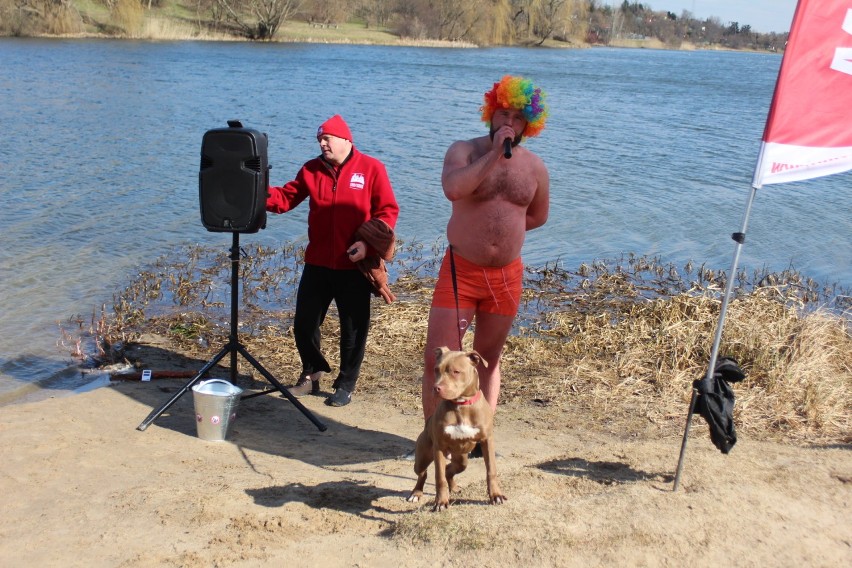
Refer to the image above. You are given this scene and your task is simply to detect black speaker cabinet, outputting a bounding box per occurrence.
[199,120,269,233]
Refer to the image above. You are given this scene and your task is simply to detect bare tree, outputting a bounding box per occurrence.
[356,0,394,28]
[215,0,303,39]
[3,0,83,35]
[394,0,486,44]
[523,0,586,46]
[473,0,513,45]
[194,0,224,30]
[302,0,350,25]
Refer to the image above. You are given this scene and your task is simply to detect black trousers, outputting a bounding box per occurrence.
[293,264,372,393]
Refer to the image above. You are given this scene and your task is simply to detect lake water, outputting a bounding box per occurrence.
[0,38,849,405]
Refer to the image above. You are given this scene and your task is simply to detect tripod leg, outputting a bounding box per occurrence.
[672,388,699,491]
[237,344,328,432]
[136,344,231,431]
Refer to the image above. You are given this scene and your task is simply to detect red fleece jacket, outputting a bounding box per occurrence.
[266,147,399,270]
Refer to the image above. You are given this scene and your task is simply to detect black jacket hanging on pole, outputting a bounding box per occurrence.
[693,357,746,454]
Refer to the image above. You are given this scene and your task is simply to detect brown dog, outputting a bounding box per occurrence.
[406,347,507,511]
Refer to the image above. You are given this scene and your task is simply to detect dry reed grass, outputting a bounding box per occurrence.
[71,241,851,446]
[136,16,231,41]
[0,0,84,36]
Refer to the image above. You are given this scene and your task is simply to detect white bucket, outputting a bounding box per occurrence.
[191,379,243,441]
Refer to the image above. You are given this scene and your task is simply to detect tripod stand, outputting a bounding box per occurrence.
[137,232,327,432]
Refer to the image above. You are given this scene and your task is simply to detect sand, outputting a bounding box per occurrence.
[1,365,850,568]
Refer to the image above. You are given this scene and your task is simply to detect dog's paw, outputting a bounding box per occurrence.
[406,492,422,503]
[489,493,508,505]
[432,500,450,512]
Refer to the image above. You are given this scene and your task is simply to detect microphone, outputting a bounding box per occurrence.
[503,138,512,159]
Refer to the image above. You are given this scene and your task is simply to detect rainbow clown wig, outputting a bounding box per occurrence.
[481,75,548,138]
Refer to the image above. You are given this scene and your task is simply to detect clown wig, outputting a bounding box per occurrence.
[480,75,548,138]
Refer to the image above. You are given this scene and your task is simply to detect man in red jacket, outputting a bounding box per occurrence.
[267,115,399,407]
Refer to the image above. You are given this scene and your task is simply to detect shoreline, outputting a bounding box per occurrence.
[3,244,849,444]
[4,20,783,54]
[6,34,783,55]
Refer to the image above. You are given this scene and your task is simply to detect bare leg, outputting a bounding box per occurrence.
[470,311,515,412]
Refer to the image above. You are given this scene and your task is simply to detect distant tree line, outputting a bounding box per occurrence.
[588,1,787,51]
[192,0,591,44]
[0,0,788,50]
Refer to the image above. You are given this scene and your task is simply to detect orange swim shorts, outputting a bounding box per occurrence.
[431,248,523,317]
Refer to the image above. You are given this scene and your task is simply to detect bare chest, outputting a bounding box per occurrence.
[472,162,536,206]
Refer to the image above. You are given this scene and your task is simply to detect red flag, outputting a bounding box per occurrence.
[752,0,852,186]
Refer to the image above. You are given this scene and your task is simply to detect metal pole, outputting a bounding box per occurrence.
[229,232,240,383]
[673,184,759,491]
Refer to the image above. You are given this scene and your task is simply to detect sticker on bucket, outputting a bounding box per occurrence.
[191,379,243,441]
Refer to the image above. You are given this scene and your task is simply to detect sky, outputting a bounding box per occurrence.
[633,1,799,34]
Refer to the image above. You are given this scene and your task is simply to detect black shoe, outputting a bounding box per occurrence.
[325,388,352,407]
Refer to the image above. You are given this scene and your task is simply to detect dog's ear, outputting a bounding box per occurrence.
[468,350,488,368]
[435,346,451,362]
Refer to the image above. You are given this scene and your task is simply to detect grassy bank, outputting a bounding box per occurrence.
[2,0,778,51]
[0,0,477,46]
[64,240,851,446]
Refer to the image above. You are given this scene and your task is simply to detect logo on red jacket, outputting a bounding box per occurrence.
[349,173,365,190]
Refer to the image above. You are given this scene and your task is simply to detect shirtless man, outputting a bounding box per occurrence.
[421,75,550,429]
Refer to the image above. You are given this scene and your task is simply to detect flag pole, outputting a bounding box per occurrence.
[674,0,852,491]
[673,183,760,491]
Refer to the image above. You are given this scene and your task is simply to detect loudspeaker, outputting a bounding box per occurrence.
[199,120,269,233]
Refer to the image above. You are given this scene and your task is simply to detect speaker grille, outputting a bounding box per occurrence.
[244,157,262,172]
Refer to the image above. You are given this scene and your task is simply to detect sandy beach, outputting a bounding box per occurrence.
[1,363,849,567]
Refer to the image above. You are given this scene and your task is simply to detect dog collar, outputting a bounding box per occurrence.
[451,390,482,406]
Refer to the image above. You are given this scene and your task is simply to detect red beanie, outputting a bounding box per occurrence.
[316,114,353,142]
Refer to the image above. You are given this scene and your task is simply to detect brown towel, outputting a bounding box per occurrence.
[354,219,396,304]
[355,218,395,260]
